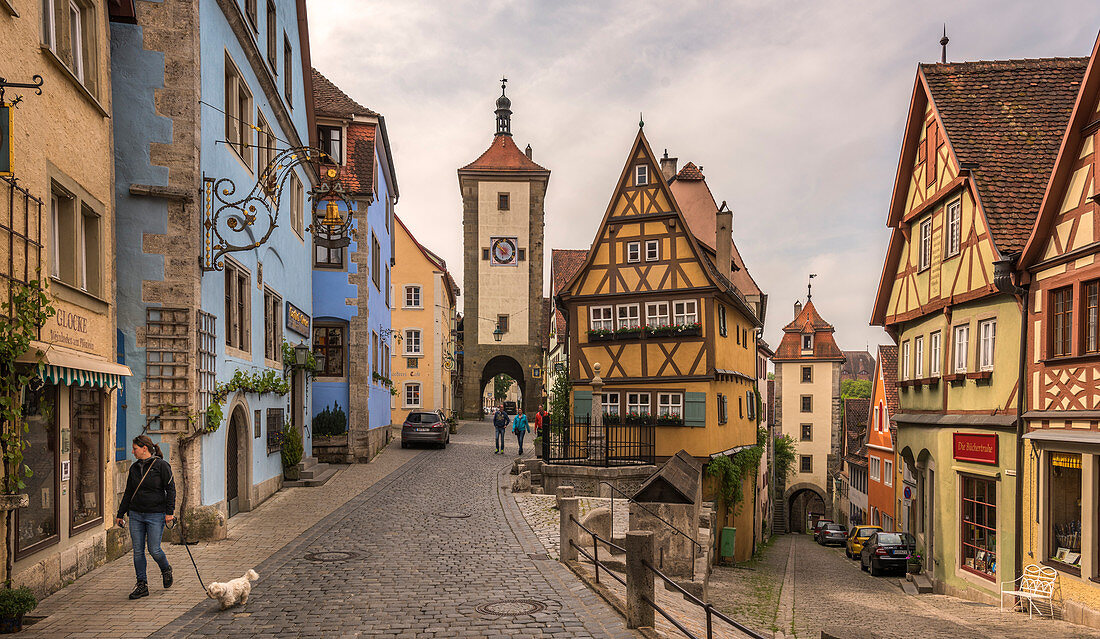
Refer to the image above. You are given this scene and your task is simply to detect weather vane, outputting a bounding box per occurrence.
[500,76,508,94]
[808,273,817,301]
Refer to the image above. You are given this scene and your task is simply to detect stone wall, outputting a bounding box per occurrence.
[541,464,656,498]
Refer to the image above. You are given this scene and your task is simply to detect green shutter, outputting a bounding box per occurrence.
[573,390,592,420]
[685,392,706,428]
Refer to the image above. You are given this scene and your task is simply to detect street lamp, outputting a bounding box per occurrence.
[294,342,309,367]
[493,325,504,342]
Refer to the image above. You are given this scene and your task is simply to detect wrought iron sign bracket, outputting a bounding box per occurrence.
[0,75,44,105]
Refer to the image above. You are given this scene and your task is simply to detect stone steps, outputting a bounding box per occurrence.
[908,572,934,594]
[283,463,345,488]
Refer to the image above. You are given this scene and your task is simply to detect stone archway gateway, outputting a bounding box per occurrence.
[458,82,550,418]
[785,483,827,533]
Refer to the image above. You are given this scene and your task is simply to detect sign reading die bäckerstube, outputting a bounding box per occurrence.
[953,432,998,465]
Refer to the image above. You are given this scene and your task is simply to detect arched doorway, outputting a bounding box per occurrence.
[480,355,526,414]
[226,407,249,517]
[785,484,827,533]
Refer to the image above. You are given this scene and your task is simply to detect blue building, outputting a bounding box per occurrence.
[109,0,317,538]
[310,70,397,461]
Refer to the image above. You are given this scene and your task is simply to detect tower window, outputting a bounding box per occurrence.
[635,165,649,186]
[498,193,510,210]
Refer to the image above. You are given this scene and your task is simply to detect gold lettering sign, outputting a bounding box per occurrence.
[49,308,95,352]
[286,302,310,337]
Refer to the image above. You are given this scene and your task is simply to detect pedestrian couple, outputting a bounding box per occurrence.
[492,404,551,455]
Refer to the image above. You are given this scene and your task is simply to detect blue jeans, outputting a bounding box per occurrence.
[495,427,506,451]
[516,429,526,451]
[129,510,171,582]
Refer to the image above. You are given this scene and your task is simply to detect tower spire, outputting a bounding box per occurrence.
[495,77,512,136]
[807,273,817,301]
[940,25,949,63]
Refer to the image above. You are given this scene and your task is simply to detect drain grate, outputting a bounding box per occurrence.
[474,599,547,617]
[527,552,550,560]
[303,550,360,562]
[437,512,472,519]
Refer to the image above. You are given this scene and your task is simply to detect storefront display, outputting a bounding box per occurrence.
[69,388,104,532]
[16,384,58,557]
[1049,452,1082,569]
[961,474,997,579]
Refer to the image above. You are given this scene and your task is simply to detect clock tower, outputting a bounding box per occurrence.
[458,81,550,418]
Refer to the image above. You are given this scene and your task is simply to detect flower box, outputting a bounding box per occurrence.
[967,371,993,384]
[624,412,653,426]
[587,330,614,342]
[645,323,702,338]
[943,373,966,384]
[655,415,684,427]
[613,328,644,340]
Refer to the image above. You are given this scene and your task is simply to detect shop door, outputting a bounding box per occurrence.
[227,412,240,517]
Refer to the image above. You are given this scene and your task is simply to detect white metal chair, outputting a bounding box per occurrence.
[1001,564,1058,619]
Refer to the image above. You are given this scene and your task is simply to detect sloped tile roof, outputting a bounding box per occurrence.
[842,350,876,379]
[461,134,548,172]
[845,397,870,466]
[312,68,378,118]
[675,162,705,181]
[922,57,1087,253]
[775,300,845,361]
[551,249,588,335]
[878,344,899,416]
[542,297,552,350]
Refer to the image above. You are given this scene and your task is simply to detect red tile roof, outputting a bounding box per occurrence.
[460,134,548,172]
[844,398,870,466]
[542,297,552,350]
[311,68,378,119]
[878,344,899,416]
[922,58,1087,253]
[675,162,705,181]
[551,249,587,335]
[774,300,845,361]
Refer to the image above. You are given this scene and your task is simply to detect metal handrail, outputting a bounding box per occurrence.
[640,593,701,639]
[642,558,768,639]
[601,480,702,581]
[570,514,626,586]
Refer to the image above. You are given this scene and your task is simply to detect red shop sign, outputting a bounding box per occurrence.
[953,433,998,465]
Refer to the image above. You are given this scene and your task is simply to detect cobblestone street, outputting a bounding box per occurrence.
[709,534,1100,639]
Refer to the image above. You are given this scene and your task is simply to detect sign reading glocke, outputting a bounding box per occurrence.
[49,308,95,352]
[953,432,997,465]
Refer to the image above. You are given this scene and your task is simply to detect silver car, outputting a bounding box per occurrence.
[401,411,450,449]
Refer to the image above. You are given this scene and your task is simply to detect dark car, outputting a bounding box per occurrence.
[815,523,847,546]
[860,531,916,576]
[811,518,835,536]
[401,411,450,449]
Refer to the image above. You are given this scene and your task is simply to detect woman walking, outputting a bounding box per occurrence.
[116,435,175,600]
[513,412,531,454]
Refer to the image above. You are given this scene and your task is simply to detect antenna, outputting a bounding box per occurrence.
[940,25,949,63]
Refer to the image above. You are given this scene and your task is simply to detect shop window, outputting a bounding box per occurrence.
[70,387,104,533]
[1048,452,1082,571]
[16,383,59,558]
[961,475,997,580]
[312,325,345,377]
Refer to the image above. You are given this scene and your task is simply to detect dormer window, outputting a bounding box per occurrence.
[318,126,343,164]
[635,165,649,186]
[802,334,813,351]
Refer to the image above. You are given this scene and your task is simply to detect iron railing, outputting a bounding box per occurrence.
[543,414,655,467]
[600,480,704,581]
[569,514,625,586]
[642,558,768,639]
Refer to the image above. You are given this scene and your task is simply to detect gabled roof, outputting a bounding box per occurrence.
[1022,35,1100,268]
[551,249,588,336]
[921,58,1087,254]
[675,162,705,181]
[395,215,459,306]
[774,300,845,361]
[878,344,899,417]
[844,398,871,466]
[312,68,378,119]
[842,351,875,379]
[460,134,548,173]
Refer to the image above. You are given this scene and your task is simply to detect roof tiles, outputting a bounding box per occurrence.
[312,68,378,119]
[461,134,548,172]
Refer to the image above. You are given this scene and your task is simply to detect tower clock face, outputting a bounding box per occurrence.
[490,237,518,265]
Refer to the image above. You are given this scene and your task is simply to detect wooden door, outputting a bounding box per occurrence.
[227,412,240,517]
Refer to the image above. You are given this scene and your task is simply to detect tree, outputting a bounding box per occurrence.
[549,371,571,428]
[493,374,512,402]
[841,379,871,399]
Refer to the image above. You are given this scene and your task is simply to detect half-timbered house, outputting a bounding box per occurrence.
[1018,34,1100,629]
[871,56,1085,603]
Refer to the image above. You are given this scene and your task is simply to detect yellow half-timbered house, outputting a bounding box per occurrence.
[558,128,763,463]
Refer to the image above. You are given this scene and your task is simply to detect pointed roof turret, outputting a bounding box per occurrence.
[460,80,548,174]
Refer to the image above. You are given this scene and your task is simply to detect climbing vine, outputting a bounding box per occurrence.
[773,432,797,481]
[0,281,55,493]
[281,339,318,379]
[204,368,291,431]
[706,427,768,514]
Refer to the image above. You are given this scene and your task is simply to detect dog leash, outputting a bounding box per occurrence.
[166,519,206,590]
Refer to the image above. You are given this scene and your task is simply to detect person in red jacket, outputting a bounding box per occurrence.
[534,405,550,437]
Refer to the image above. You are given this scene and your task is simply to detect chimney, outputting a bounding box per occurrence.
[525,144,533,160]
[716,201,733,281]
[794,300,803,319]
[660,149,678,181]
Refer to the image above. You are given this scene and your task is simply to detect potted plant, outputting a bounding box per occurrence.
[907,552,923,574]
[281,421,303,481]
[0,586,36,633]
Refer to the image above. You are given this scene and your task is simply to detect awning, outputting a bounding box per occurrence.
[892,412,1016,428]
[16,341,132,389]
[1023,430,1100,446]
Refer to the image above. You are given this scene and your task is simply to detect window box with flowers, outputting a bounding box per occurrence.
[656,414,685,427]
[603,412,621,425]
[646,322,702,338]
[624,411,654,426]
[587,329,614,342]
[613,326,644,340]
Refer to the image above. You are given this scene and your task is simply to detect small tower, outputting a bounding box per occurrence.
[495,77,512,136]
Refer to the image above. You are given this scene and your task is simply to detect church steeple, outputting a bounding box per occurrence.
[495,77,512,136]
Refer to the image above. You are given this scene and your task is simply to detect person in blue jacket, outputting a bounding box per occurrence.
[513,412,531,454]
[492,405,510,454]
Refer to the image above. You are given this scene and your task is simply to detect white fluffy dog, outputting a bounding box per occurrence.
[206,569,258,609]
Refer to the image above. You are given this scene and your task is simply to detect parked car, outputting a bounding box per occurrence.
[811,518,835,536]
[816,523,847,546]
[401,411,450,449]
[845,525,883,559]
[860,531,917,576]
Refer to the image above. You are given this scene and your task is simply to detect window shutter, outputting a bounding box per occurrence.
[685,392,706,428]
[573,390,592,421]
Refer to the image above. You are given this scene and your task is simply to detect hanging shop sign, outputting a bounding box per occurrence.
[286,302,310,337]
[953,432,998,465]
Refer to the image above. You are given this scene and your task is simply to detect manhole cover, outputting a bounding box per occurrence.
[303,550,360,562]
[474,599,547,617]
[437,512,471,519]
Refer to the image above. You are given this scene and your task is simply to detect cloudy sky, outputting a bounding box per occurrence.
[307,0,1100,353]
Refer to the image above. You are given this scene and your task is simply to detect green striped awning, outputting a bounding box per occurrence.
[38,364,123,389]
